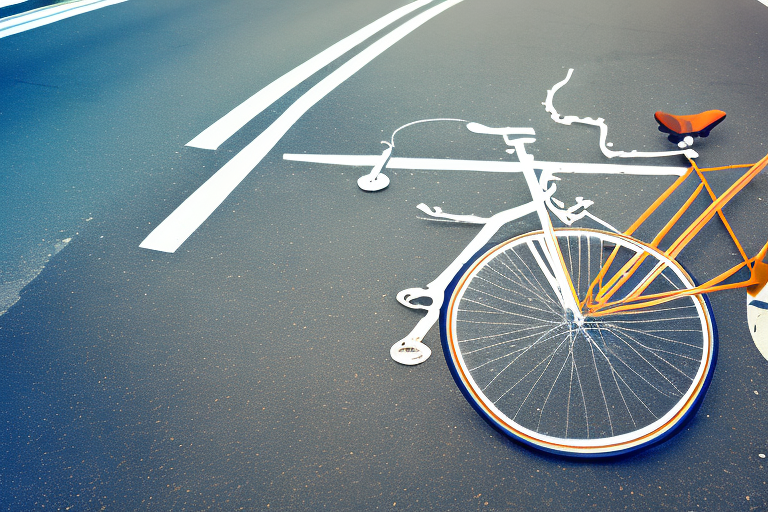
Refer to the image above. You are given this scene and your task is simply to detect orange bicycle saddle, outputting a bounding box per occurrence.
[655,110,726,142]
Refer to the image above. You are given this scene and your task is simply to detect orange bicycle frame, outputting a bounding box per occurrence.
[583,152,768,317]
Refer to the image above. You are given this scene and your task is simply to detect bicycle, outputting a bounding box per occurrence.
[283,69,768,457]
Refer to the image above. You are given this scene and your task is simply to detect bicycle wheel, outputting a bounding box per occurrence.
[440,228,717,457]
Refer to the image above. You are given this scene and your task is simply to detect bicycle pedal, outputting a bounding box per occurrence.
[358,173,390,192]
[390,339,431,365]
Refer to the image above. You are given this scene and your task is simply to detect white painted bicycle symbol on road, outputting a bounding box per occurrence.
[138,0,768,456]
[283,69,768,457]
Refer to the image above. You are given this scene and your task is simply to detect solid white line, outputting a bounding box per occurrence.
[186,0,434,150]
[285,153,381,166]
[758,0,768,6]
[0,0,27,9]
[537,160,687,176]
[0,0,127,39]
[283,154,688,176]
[140,0,466,253]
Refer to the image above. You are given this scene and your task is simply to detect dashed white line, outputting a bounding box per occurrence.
[140,0,466,253]
[0,0,127,39]
[186,0,434,150]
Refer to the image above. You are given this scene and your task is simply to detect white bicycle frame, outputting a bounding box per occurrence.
[283,69,699,365]
[390,126,593,364]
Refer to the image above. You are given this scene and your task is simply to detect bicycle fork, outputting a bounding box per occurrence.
[391,138,583,365]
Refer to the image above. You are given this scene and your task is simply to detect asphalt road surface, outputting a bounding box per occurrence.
[2,0,768,509]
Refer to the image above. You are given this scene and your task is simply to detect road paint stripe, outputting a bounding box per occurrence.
[0,0,127,38]
[140,0,466,253]
[283,154,688,176]
[187,0,434,150]
[0,0,27,9]
[759,0,768,6]
[285,154,381,166]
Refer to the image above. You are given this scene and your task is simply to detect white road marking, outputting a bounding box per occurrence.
[0,0,27,9]
[0,0,127,39]
[545,69,698,160]
[283,154,689,176]
[759,0,768,6]
[286,154,381,166]
[140,0,466,253]
[186,0,434,150]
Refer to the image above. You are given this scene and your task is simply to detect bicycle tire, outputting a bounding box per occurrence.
[440,228,717,457]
